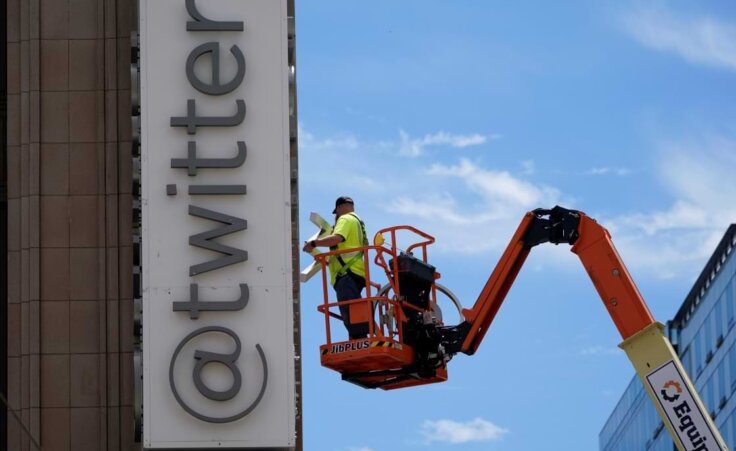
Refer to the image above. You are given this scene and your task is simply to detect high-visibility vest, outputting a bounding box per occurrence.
[328,212,368,285]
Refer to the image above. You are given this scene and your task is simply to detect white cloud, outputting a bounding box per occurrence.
[382,136,736,277]
[658,137,736,208]
[427,159,558,209]
[299,124,495,158]
[399,129,496,157]
[521,159,535,175]
[389,194,494,227]
[299,125,361,152]
[420,418,509,444]
[297,124,396,196]
[588,167,610,175]
[299,127,533,256]
[347,447,374,451]
[299,125,736,279]
[579,346,620,357]
[585,167,631,176]
[611,201,709,236]
[386,159,564,254]
[601,135,736,279]
[621,6,736,71]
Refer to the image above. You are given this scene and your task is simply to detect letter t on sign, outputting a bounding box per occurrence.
[173,283,249,319]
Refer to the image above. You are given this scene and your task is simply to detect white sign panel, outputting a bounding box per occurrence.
[646,361,718,451]
[140,0,295,447]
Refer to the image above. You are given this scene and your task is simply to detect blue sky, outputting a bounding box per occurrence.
[295,2,736,450]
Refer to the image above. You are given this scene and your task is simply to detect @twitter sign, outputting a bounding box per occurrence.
[140,0,295,447]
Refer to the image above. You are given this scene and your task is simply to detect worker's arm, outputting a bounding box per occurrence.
[302,234,344,253]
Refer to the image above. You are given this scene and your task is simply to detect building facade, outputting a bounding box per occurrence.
[3,1,141,449]
[600,226,736,451]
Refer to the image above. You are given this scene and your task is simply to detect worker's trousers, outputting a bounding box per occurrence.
[334,272,368,340]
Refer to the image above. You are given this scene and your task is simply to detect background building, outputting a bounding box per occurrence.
[600,225,736,451]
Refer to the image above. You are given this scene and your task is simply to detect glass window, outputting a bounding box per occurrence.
[719,362,727,409]
[722,417,730,451]
[681,346,692,377]
[695,328,705,375]
[716,296,725,343]
[728,279,736,329]
[721,415,732,450]
[704,377,716,414]
[706,311,717,358]
[730,345,736,392]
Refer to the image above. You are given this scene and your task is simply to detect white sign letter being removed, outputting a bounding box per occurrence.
[141,0,295,447]
[646,361,718,451]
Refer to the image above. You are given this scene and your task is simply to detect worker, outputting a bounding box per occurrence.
[303,196,369,339]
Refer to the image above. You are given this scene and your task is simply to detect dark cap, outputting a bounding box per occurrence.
[332,196,354,214]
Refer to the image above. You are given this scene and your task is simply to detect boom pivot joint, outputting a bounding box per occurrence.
[522,206,581,247]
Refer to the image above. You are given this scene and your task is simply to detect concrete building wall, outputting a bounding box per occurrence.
[6,0,138,449]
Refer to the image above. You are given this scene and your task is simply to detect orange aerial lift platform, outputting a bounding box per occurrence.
[306,206,728,451]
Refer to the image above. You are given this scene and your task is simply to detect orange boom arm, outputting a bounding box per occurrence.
[445,206,726,451]
[458,207,655,355]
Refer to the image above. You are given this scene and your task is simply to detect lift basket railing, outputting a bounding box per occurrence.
[314,225,439,345]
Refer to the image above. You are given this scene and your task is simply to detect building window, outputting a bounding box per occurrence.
[704,378,716,415]
[705,319,716,363]
[681,346,692,375]
[716,298,725,347]
[730,410,736,449]
[730,345,736,393]
[719,362,727,411]
[727,279,735,330]
[696,328,707,377]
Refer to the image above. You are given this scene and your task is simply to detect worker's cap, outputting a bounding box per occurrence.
[332,196,354,214]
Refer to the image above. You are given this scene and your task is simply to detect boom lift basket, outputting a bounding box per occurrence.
[314,226,450,389]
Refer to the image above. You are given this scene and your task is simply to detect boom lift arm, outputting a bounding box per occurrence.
[447,206,654,355]
[440,206,727,451]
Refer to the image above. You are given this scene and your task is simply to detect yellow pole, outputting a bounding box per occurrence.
[619,322,728,451]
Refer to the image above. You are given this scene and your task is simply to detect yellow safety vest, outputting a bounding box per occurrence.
[328,213,367,286]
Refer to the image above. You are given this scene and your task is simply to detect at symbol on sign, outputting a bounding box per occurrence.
[169,326,268,424]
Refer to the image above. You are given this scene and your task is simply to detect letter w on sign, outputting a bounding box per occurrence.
[189,205,247,276]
